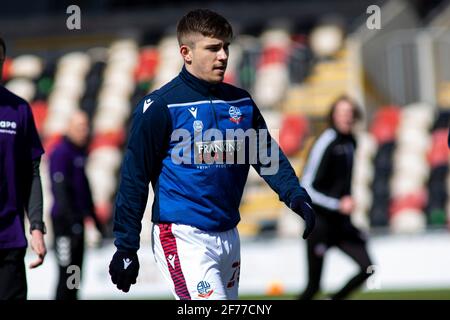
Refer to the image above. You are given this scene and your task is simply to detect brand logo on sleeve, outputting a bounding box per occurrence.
[143,98,154,113]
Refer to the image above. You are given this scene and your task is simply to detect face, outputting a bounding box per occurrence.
[332,100,356,135]
[181,33,230,84]
[67,112,90,147]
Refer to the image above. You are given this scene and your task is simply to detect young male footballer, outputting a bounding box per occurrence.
[109,9,315,300]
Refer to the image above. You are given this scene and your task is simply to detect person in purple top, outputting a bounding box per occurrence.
[0,37,47,300]
[49,110,102,300]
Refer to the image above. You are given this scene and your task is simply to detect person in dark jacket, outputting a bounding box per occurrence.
[108,9,315,299]
[299,95,374,300]
[49,110,102,300]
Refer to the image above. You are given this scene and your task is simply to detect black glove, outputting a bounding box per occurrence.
[109,250,140,293]
[290,196,316,239]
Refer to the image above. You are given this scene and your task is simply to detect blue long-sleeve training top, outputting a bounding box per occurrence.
[113,66,311,252]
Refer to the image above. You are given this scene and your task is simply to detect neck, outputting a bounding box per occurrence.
[184,64,202,81]
[180,65,220,96]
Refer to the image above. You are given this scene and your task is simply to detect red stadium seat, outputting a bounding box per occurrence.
[30,100,48,134]
[372,105,401,126]
[389,189,428,217]
[370,106,401,144]
[258,46,289,67]
[291,34,308,45]
[279,114,309,156]
[427,129,450,168]
[134,48,159,82]
[1,57,13,81]
[89,130,126,151]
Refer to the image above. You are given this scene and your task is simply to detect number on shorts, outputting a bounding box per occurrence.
[227,261,240,288]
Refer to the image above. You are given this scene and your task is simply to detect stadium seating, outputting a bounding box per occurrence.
[3,21,449,240]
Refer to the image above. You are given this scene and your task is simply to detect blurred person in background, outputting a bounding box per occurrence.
[0,37,47,300]
[49,110,103,300]
[299,96,374,300]
[108,9,315,300]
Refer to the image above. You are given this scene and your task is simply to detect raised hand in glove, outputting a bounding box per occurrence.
[290,196,316,239]
[109,250,140,293]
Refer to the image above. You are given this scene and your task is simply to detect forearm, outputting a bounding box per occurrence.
[27,158,44,228]
[301,129,340,211]
[302,185,340,210]
[301,160,341,211]
[113,95,171,252]
[113,154,149,253]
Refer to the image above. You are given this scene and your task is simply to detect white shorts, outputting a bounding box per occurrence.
[151,223,240,300]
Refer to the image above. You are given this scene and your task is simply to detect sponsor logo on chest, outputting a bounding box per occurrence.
[0,120,17,135]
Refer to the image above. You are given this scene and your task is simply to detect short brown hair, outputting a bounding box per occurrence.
[176,9,233,46]
[327,95,362,127]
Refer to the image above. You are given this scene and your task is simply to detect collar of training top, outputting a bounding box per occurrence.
[179,65,220,97]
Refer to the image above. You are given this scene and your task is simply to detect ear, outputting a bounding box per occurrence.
[180,45,193,64]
